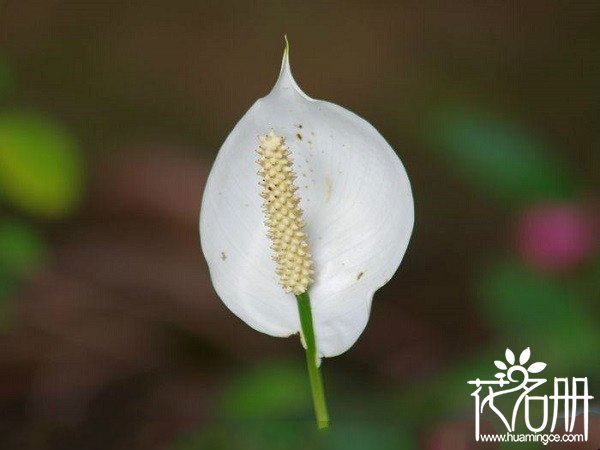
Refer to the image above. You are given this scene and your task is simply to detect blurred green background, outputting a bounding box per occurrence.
[0,2,598,449]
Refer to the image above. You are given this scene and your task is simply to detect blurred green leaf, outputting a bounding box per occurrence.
[322,422,414,450]
[0,111,84,218]
[479,260,577,333]
[172,418,414,450]
[478,260,600,367]
[426,105,576,204]
[0,218,46,278]
[171,423,309,450]
[577,255,600,311]
[0,218,45,331]
[220,360,312,419]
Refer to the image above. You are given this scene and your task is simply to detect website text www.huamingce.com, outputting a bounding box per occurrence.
[479,432,585,446]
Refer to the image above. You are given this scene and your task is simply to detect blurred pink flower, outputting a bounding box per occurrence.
[516,202,598,272]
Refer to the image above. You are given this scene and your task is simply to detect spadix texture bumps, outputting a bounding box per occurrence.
[200,46,414,358]
[258,131,314,295]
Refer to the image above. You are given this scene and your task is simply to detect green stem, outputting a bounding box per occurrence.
[295,291,330,430]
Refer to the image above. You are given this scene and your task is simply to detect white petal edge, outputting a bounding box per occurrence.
[200,44,414,357]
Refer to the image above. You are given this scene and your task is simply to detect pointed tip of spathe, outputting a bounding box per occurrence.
[271,35,311,100]
[283,34,290,55]
[279,34,291,78]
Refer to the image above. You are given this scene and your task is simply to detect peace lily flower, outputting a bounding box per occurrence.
[199,39,413,428]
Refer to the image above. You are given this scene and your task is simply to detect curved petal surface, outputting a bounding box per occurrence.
[200,46,414,357]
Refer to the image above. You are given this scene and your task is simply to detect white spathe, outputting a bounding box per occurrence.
[199,46,414,358]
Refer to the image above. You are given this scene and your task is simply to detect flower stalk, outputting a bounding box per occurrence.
[296,291,329,429]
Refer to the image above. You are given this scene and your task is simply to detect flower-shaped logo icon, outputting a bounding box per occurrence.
[493,348,547,387]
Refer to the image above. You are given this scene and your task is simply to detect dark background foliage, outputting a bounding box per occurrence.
[0,1,598,449]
